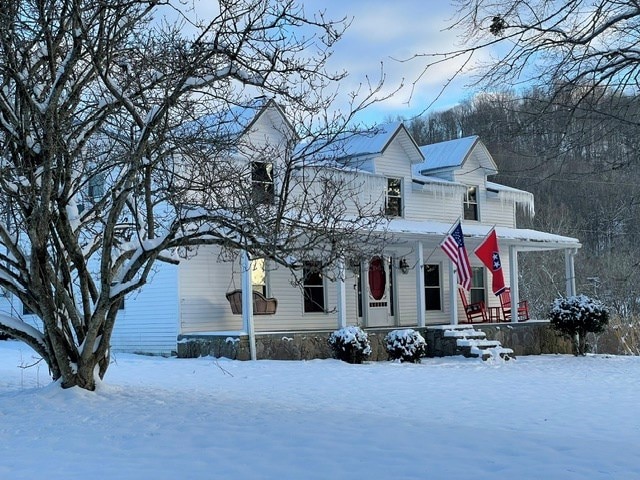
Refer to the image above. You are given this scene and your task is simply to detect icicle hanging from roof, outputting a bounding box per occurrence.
[487,182,535,218]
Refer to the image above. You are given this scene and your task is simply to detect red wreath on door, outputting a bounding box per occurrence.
[368,256,386,301]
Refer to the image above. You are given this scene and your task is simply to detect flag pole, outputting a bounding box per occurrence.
[441,216,462,245]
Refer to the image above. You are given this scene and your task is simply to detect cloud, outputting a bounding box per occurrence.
[178,0,483,123]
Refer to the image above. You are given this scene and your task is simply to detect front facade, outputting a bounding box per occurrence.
[0,103,581,355]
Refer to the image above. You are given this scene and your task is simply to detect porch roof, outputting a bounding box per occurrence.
[381,219,581,251]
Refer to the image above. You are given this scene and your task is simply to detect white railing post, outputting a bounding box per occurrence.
[416,242,425,327]
[241,250,257,360]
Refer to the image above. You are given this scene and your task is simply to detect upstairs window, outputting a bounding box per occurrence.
[463,186,478,221]
[252,161,274,204]
[88,173,105,201]
[303,261,325,313]
[385,178,402,217]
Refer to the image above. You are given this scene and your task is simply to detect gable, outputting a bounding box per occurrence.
[417,136,498,178]
[240,99,296,149]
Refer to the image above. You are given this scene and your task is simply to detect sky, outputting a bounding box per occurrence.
[1,338,639,479]
[175,0,482,125]
[302,0,477,122]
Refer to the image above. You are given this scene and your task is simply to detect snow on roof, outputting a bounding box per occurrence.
[308,122,402,158]
[417,135,479,171]
[194,97,290,140]
[336,121,403,158]
[307,122,423,164]
[380,218,580,251]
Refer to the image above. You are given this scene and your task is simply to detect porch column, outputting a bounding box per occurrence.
[416,242,425,327]
[448,261,458,325]
[508,245,519,323]
[241,250,257,360]
[565,248,577,297]
[336,257,347,328]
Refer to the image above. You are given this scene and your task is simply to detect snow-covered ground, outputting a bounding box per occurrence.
[0,340,638,480]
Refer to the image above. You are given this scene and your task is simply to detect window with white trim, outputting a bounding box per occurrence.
[88,173,105,201]
[463,186,478,221]
[252,161,274,204]
[470,267,486,304]
[251,258,267,296]
[423,264,442,311]
[303,261,325,313]
[385,178,402,217]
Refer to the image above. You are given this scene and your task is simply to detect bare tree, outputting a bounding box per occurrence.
[0,0,390,390]
[411,0,640,129]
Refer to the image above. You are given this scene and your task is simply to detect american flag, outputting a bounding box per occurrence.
[440,221,472,291]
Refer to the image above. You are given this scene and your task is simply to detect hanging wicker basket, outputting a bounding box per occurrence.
[225,289,278,315]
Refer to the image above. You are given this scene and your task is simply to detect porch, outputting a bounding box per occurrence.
[176,321,573,360]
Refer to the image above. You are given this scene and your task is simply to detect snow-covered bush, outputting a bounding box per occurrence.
[549,294,609,356]
[328,326,371,364]
[384,329,427,363]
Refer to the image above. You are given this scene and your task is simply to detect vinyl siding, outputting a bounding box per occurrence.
[111,262,179,354]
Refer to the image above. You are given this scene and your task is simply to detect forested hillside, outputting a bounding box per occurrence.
[408,88,640,330]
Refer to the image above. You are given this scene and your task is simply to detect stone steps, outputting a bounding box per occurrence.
[443,326,514,361]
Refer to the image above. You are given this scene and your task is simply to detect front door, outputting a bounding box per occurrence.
[366,256,391,327]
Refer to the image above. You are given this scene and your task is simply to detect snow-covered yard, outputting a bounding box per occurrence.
[0,340,638,480]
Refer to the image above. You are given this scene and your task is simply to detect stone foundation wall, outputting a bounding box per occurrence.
[424,322,573,357]
[472,322,573,356]
[178,321,574,360]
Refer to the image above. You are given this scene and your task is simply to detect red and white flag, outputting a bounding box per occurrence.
[440,220,472,291]
[474,228,506,296]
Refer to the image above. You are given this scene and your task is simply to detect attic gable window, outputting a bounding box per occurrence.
[251,161,274,204]
[88,173,105,201]
[463,185,478,221]
[385,178,402,217]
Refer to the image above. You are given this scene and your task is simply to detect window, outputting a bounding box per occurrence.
[251,258,267,296]
[385,178,402,217]
[424,264,441,311]
[252,161,274,204]
[470,267,486,304]
[463,186,478,221]
[303,261,325,313]
[88,173,105,201]
[22,302,34,316]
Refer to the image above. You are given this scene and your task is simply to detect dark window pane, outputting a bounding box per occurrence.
[424,264,439,287]
[424,264,441,311]
[425,292,441,311]
[470,267,485,304]
[385,178,402,217]
[303,262,324,312]
[304,287,325,312]
[252,162,274,204]
[463,186,478,220]
[385,197,402,217]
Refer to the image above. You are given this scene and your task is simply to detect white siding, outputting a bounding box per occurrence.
[111,262,179,354]
[408,186,463,222]
[482,193,517,227]
[178,247,243,333]
[177,246,357,333]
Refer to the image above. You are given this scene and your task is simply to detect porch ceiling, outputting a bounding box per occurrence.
[380,219,581,252]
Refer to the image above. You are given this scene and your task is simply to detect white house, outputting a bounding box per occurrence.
[0,101,581,356]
